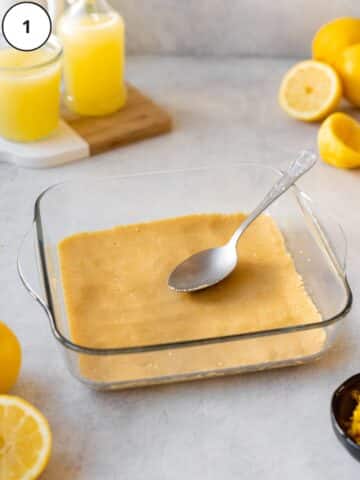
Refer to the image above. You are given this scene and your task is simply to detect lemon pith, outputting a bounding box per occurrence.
[279,60,342,122]
[0,395,52,480]
[318,112,360,168]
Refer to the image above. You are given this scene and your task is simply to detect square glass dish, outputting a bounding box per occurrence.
[18,164,352,390]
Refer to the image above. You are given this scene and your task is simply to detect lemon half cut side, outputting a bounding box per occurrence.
[0,395,52,480]
[279,60,342,122]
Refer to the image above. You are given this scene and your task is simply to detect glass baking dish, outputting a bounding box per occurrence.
[18,163,352,390]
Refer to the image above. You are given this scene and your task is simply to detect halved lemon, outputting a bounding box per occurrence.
[279,60,342,122]
[0,395,52,480]
[318,112,360,169]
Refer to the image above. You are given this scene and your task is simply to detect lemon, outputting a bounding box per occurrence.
[337,44,360,107]
[0,321,21,393]
[312,17,360,67]
[0,395,52,480]
[279,60,342,122]
[318,112,360,168]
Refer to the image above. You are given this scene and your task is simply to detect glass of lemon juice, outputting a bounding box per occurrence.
[0,36,62,142]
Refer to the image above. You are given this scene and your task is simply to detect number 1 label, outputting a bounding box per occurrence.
[23,20,30,34]
[2,2,52,51]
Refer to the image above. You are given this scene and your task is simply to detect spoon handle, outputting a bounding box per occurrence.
[231,150,316,246]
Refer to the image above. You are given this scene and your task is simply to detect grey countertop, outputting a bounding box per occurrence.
[1,56,360,479]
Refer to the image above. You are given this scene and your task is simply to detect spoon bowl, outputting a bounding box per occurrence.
[168,245,237,292]
[168,150,317,292]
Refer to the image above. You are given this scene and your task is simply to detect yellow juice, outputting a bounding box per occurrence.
[0,47,61,142]
[59,13,126,116]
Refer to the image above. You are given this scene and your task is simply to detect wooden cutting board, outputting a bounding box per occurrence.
[0,84,172,168]
[62,84,172,155]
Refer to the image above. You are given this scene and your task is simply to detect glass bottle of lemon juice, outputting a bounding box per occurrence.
[57,0,126,116]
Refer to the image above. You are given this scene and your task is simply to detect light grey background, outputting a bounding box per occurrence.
[114,0,360,56]
[2,0,360,55]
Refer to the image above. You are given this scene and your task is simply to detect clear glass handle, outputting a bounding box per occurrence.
[17,223,74,348]
[231,150,317,246]
[17,223,52,319]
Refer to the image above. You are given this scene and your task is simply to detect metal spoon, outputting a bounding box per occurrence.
[168,150,316,292]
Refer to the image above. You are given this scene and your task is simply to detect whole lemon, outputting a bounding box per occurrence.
[0,321,21,392]
[337,44,360,107]
[312,17,360,67]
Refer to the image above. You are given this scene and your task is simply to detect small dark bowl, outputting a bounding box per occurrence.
[331,373,360,461]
